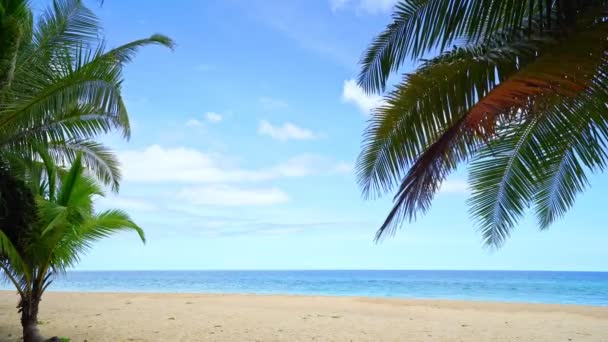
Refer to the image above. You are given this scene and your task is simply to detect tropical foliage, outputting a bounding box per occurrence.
[0,155,144,342]
[357,0,608,247]
[0,0,173,190]
[0,0,170,340]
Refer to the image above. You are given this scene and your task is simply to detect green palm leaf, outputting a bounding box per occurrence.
[358,0,542,93]
[357,34,546,200]
[358,1,608,245]
[47,140,121,191]
[0,0,173,190]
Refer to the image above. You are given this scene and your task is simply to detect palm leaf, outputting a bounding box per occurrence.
[357,34,546,200]
[0,230,28,284]
[533,92,608,229]
[14,0,100,76]
[79,209,145,244]
[47,140,121,191]
[366,16,608,242]
[358,0,541,93]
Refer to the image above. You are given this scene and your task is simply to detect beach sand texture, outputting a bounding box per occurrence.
[1,291,607,341]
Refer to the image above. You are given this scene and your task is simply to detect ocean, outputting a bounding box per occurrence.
[2,270,607,306]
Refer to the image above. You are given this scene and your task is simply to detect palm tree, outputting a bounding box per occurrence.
[0,0,173,189]
[0,154,144,342]
[357,1,608,247]
[0,0,31,92]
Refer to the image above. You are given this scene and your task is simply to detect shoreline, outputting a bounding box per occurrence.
[1,291,607,341]
[2,289,606,308]
[2,289,607,308]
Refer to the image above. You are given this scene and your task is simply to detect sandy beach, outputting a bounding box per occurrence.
[0,292,607,341]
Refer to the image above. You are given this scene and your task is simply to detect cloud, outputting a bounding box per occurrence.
[186,119,203,128]
[186,112,223,127]
[332,162,354,174]
[95,196,157,212]
[118,145,349,184]
[342,79,384,114]
[330,0,397,14]
[259,96,289,110]
[177,185,289,206]
[258,120,317,141]
[273,154,324,177]
[211,218,370,237]
[205,112,223,123]
[440,179,469,194]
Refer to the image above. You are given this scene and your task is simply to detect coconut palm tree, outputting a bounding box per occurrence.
[0,0,31,92]
[357,1,608,247]
[0,154,144,342]
[0,0,173,189]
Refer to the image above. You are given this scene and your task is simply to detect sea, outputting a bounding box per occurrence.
[2,270,607,306]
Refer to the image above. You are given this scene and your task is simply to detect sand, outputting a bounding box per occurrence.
[0,291,607,341]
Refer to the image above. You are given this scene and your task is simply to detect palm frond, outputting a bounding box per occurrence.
[15,0,100,75]
[357,34,546,200]
[54,153,102,209]
[55,152,83,205]
[0,230,28,282]
[374,115,479,239]
[0,259,28,297]
[358,0,541,93]
[1,103,126,149]
[463,26,607,133]
[47,140,121,191]
[366,15,608,242]
[35,146,58,199]
[468,89,608,247]
[468,112,542,247]
[79,209,145,243]
[533,92,608,229]
[102,34,175,64]
[0,0,31,92]
[37,198,68,237]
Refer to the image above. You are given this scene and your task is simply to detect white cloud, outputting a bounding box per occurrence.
[205,112,223,123]
[186,112,223,127]
[177,185,289,206]
[119,145,263,183]
[118,145,349,184]
[333,162,354,174]
[186,119,203,128]
[259,96,289,110]
[342,79,384,114]
[258,120,317,141]
[330,0,396,14]
[95,196,157,212]
[440,179,469,194]
[273,154,324,177]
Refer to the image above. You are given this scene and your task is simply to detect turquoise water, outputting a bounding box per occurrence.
[2,270,607,306]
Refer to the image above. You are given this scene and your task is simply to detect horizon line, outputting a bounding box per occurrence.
[69,269,608,273]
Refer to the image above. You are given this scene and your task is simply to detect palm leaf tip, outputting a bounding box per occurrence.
[132,221,146,244]
[111,209,146,244]
[130,225,146,244]
[149,34,175,51]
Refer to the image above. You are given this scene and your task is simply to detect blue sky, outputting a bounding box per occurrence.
[54,0,607,271]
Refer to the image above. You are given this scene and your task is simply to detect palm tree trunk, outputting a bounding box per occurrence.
[0,17,22,94]
[20,294,44,342]
[19,293,59,342]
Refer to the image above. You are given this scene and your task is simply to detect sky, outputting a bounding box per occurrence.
[38,0,608,271]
